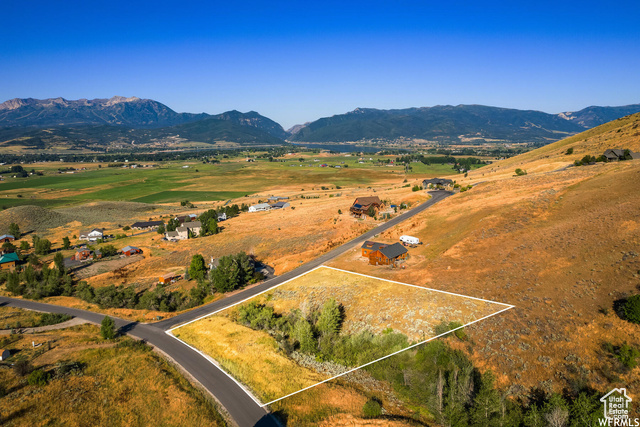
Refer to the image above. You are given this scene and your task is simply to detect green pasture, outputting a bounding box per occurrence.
[0,157,477,208]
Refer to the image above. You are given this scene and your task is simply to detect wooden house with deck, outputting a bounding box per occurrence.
[361,241,408,266]
[350,196,384,218]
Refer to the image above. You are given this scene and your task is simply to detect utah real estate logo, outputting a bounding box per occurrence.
[600,388,639,426]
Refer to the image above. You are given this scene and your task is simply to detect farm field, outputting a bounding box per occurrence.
[0,322,226,426]
[172,266,510,404]
[0,152,466,209]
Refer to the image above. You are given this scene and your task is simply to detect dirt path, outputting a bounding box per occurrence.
[0,317,89,335]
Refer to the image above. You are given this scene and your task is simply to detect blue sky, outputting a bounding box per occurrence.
[1,1,639,128]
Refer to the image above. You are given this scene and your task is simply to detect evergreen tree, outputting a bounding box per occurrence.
[62,236,71,250]
[570,393,600,427]
[189,254,207,283]
[9,222,20,239]
[53,252,65,275]
[157,223,165,234]
[470,371,501,425]
[100,316,116,339]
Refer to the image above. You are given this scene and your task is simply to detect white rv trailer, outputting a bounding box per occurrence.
[399,235,420,245]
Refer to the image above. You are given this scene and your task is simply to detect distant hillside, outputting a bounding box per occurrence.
[0,96,208,128]
[0,119,285,149]
[0,97,288,148]
[290,104,640,144]
[211,110,288,140]
[560,104,640,128]
[469,112,640,178]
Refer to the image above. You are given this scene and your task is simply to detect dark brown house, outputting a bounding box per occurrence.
[361,241,408,266]
[350,196,384,217]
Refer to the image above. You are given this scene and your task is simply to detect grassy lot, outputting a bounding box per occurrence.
[173,267,505,403]
[174,315,325,403]
[0,306,46,329]
[0,324,226,426]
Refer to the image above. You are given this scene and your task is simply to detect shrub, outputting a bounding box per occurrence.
[565,147,574,155]
[622,295,640,324]
[38,313,72,326]
[620,295,640,323]
[100,316,116,339]
[27,368,49,386]
[363,397,382,418]
[514,168,527,176]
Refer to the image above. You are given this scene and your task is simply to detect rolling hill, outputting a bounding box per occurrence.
[467,112,640,179]
[290,103,640,144]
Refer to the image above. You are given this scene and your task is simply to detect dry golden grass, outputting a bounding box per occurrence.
[330,158,640,394]
[173,266,505,408]
[463,112,640,184]
[254,266,506,341]
[0,324,225,426]
[0,306,43,329]
[174,315,325,403]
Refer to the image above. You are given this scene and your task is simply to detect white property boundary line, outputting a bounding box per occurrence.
[167,265,515,407]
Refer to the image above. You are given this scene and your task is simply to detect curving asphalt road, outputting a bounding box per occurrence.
[0,190,452,427]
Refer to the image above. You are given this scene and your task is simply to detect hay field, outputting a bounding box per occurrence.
[0,153,456,210]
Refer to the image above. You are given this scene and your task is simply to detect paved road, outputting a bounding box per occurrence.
[155,190,452,331]
[0,190,452,427]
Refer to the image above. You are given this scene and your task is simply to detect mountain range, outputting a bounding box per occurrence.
[289,104,640,144]
[0,96,288,148]
[1,96,639,149]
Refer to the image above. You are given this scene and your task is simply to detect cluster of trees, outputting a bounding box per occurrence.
[234,299,409,366]
[189,252,262,297]
[369,339,605,426]
[0,263,199,312]
[2,263,73,299]
[197,210,220,236]
[75,282,198,312]
[234,299,605,425]
[573,154,607,166]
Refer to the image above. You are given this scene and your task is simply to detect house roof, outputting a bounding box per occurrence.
[131,221,164,228]
[604,149,625,157]
[361,241,387,252]
[251,203,271,209]
[166,231,179,237]
[161,272,177,280]
[183,221,202,228]
[353,196,382,206]
[378,242,408,259]
[80,228,103,236]
[0,235,15,240]
[122,246,139,252]
[423,178,453,185]
[176,227,188,233]
[272,201,289,208]
[0,252,19,264]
